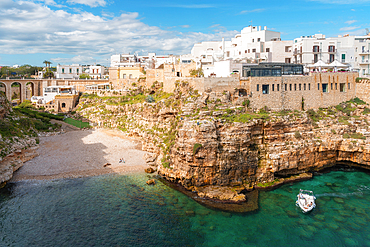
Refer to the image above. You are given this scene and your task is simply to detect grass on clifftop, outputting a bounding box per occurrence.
[64,118,90,128]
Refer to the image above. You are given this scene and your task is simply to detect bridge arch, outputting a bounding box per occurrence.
[10,82,22,105]
[26,81,35,100]
[0,81,6,99]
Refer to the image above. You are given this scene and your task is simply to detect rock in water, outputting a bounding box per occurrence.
[145,167,155,173]
[146,179,156,185]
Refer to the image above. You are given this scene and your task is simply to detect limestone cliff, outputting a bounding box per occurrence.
[77,84,370,202]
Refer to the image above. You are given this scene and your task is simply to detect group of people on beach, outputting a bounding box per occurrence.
[119,158,125,163]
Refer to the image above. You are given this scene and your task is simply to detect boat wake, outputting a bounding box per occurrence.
[316,185,370,198]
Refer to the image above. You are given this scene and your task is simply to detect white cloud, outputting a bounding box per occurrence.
[180,25,190,28]
[345,20,357,25]
[239,8,265,14]
[52,55,95,64]
[340,26,360,31]
[0,1,238,59]
[66,0,106,7]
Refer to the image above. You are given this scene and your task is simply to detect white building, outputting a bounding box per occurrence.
[203,60,244,77]
[31,85,77,104]
[191,25,293,66]
[56,64,83,79]
[110,53,178,70]
[292,33,370,76]
[86,65,106,79]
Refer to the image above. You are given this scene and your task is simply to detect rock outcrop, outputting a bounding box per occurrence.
[77,85,370,203]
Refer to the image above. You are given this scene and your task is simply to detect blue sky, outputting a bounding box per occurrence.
[0,0,369,67]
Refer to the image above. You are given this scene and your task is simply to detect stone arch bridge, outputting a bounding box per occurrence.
[0,78,109,103]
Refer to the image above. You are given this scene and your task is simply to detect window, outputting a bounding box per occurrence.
[290,84,292,91]
[341,54,346,63]
[294,84,297,91]
[272,84,275,91]
[77,68,79,74]
[329,54,335,63]
[245,50,247,53]
[262,85,269,94]
[129,74,132,79]
[328,45,335,52]
[340,83,345,92]
[314,54,318,63]
[252,39,254,42]
[285,46,290,52]
[313,45,319,52]
[258,38,261,42]
[285,84,287,91]
[257,84,259,91]
[62,68,65,73]
[335,83,337,90]
[239,51,241,55]
[331,83,333,90]
[123,74,126,79]
[69,68,72,73]
[299,84,301,90]
[304,84,306,90]
[248,49,250,53]
[348,83,350,90]
[318,83,320,90]
[277,84,280,91]
[62,103,66,108]
[266,48,270,52]
[252,49,256,52]
[322,83,328,93]
[309,83,311,90]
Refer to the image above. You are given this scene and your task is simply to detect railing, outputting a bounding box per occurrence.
[359,50,370,54]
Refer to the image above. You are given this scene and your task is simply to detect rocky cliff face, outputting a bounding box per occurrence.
[77,86,370,202]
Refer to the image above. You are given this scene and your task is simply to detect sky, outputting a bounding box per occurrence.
[0,0,370,67]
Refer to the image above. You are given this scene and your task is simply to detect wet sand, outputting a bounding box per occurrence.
[11,127,149,181]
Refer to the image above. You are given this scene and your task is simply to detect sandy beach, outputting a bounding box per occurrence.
[10,125,150,182]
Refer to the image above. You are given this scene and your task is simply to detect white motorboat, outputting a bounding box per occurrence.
[296,189,316,213]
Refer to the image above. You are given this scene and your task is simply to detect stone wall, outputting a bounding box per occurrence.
[249,72,357,110]
[354,78,370,104]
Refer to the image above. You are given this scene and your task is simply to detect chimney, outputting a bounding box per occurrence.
[259,26,261,31]
[264,26,267,30]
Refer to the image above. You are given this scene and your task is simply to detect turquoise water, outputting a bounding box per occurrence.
[1,169,370,247]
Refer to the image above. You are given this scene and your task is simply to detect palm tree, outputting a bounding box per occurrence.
[43,60,52,70]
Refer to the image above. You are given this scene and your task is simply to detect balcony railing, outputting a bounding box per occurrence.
[359,60,370,64]
[359,50,370,55]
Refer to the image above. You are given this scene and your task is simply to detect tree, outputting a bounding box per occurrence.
[189,68,204,77]
[79,73,91,79]
[43,60,52,70]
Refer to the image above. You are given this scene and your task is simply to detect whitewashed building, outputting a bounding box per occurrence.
[56,64,83,79]
[292,33,370,76]
[191,25,293,66]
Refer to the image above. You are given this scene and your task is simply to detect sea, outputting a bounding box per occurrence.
[1,168,370,247]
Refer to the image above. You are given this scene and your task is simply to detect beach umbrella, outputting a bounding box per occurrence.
[307,60,329,72]
[328,60,348,72]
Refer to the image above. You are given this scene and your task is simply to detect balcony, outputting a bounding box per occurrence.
[359,60,370,65]
[359,50,370,55]
[328,49,337,53]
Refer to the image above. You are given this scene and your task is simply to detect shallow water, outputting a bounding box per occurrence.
[1,169,370,247]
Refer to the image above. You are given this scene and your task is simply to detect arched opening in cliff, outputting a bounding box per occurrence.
[274,161,370,180]
[315,161,370,176]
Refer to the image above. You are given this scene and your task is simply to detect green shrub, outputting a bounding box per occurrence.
[294,131,302,139]
[193,143,202,155]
